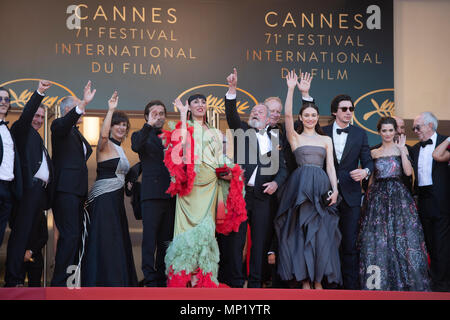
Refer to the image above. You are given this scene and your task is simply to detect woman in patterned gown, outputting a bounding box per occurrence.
[359,116,430,291]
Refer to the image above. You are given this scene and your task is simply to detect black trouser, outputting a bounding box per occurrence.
[337,198,361,290]
[4,181,46,286]
[218,187,273,288]
[418,186,450,292]
[141,198,175,287]
[0,180,13,248]
[24,250,44,287]
[51,192,84,287]
[218,220,247,287]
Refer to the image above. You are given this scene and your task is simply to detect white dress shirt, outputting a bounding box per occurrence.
[417,132,437,187]
[332,122,349,164]
[75,106,87,156]
[0,124,15,181]
[225,91,272,186]
[34,150,50,183]
[247,127,272,186]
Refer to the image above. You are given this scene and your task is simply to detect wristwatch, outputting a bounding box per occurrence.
[364,168,371,179]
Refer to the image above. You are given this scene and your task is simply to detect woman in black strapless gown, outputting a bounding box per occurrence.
[81,92,138,286]
[274,71,342,289]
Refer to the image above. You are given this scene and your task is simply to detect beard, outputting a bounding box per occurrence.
[153,119,164,129]
[248,118,263,129]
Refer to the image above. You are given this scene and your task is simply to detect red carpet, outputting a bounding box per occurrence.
[0,287,449,300]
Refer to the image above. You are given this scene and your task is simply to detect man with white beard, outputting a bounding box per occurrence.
[217,68,288,288]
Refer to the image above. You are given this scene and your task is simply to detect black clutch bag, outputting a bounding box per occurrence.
[320,190,333,207]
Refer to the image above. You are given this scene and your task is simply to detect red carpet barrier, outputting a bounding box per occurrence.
[1,288,449,300]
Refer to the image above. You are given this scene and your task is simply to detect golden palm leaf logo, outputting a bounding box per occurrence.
[175,84,257,114]
[0,78,76,109]
[353,88,395,135]
[206,95,250,114]
[363,98,395,121]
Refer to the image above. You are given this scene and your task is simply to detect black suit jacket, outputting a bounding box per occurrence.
[50,107,92,197]
[131,123,171,200]
[410,133,450,217]
[322,123,373,207]
[10,91,54,209]
[225,97,288,200]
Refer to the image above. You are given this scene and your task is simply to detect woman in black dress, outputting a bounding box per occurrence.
[81,91,138,286]
[359,117,430,291]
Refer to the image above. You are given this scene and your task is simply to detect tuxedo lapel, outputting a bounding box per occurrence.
[73,127,92,161]
[432,134,445,173]
[340,125,354,164]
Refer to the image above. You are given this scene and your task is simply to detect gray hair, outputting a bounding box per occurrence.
[59,96,75,116]
[421,111,438,131]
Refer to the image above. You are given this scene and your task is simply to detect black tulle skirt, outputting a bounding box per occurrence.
[81,188,138,287]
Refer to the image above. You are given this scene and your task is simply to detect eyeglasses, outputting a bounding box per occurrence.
[0,97,10,103]
[338,106,355,112]
[412,124,423,132]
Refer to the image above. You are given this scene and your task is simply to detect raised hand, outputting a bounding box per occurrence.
[108,91,118,111]
[38,80,52,94]
[226,68,238,95]
[286,70,298,89]
[83,80,97,105]
[394,133,408,153]
[297,72,312,95]
[227,68,238,88]
[174,98,189,118]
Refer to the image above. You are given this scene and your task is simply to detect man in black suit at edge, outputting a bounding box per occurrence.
[50,81,95,287]
[0,87,22,249]
[410,111,450,292]
[4,80,53,287]
[321,94,373,290]
[131,100,175,287]
[219,68,288,288]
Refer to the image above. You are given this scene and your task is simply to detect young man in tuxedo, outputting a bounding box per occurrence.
[322,94,373,290]
[131,100,175,287]
[0,87,22,249]
[50,81,95,287]
[410,112,450,292]
[218,68,288,288]
[4,80,54,286]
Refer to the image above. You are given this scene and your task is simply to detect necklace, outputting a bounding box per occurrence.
[301,132,317,137]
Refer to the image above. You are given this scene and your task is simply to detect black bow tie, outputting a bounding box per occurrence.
[420,139,433,148]
[0,120,9,126]
[336,127,349,135]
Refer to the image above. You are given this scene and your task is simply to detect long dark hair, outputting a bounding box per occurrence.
[296,102,326,136]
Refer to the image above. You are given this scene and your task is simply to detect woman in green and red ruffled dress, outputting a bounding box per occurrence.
[162,94,246,287]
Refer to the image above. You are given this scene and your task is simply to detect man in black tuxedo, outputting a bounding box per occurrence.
[0,87,22,248]
[410,112,450,292]
[131,100,175,287]
[218,68,288,288]
[4,80,54,286]
[50,81,95,286]
[322,94,373,290]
